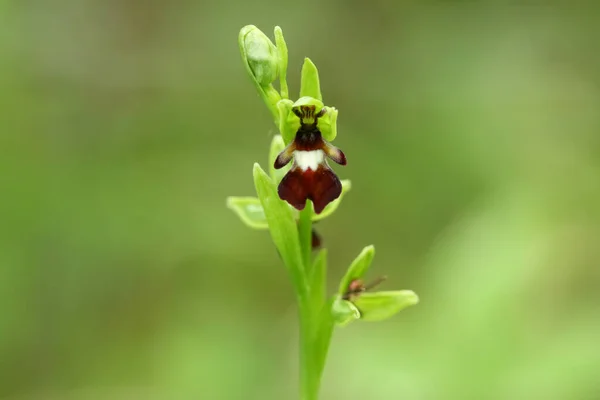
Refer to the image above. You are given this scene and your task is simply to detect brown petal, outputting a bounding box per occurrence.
[274,141,297,169]
[322,140,347,165]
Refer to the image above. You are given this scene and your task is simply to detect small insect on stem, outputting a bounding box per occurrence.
[342,276,387,301]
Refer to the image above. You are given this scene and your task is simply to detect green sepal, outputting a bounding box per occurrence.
[252,163,308,300]
[338,245,376,295]
[312,179,351,222]
[318,106,338,142]
[226,196,268,230]
[268,134,291,184]
[274,26,289,99]
[331,297,360,326]
[353,290,419,321]
[300,57,322,101]
[277,99,296,144]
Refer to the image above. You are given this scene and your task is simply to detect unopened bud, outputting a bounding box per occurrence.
[240,25,279,87]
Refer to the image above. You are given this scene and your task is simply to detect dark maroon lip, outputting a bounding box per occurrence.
[273,105,347,213]
[278,165,342,213]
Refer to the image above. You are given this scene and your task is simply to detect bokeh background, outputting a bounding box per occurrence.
[2,1,600,399]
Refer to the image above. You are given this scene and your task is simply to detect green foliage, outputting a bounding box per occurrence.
[4,4,600,399]
[225,196,268,229]
[252,163,308,300]
[231,25,418,400]
[354,291,419,321]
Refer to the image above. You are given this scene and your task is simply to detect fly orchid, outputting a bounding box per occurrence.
[274,105,347,214]
[231,25,418,400]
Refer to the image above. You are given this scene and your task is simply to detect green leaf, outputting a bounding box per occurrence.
[268,134,291,184]
[300,57,322,101]
[312,179,351,222]
[274,26,289,99]
[338,245,376,295]
[312,297,335,381]
[226,196,268,230]
[353,290,419,321]
[331,297,360,326]
[253,163,308,300]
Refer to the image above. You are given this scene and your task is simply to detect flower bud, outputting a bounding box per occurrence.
[240,25,279,87]
[332,297,360,326]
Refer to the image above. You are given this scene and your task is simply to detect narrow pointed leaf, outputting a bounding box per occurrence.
[338,245,376,295]
[312,298,334,383]
[354,290,419,321]
[253,163,308,299]
[226,196,268,229]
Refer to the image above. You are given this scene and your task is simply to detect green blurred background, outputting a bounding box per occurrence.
[2,0,600,399]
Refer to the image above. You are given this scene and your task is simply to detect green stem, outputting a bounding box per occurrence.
[298,201,316,400]
[297,201,334,400]
[298,202,313,271]
[299,304,314,400]
[299,300,334,400]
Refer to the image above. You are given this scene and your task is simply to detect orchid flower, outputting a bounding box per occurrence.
[274,105,347,214]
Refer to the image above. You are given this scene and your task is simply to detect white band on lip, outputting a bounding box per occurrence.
[294,150,324,171]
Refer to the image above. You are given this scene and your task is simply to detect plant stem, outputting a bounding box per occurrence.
[298,203,313,271]
[298,202,316,400]
[299,304,314,400]
[297,203,334,400]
